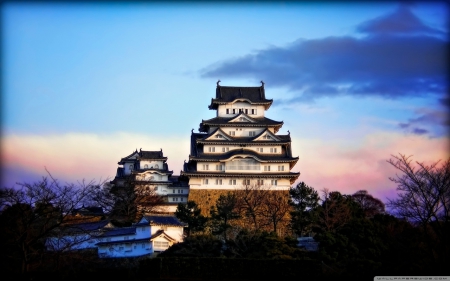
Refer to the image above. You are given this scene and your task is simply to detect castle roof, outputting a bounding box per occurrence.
[209,85,273,110]
[199,116,283,133]
[118,149,167,164]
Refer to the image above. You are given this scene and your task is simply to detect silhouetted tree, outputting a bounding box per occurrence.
[175,201,208,236]
[289,182,320,236]
[387,153,450,268]
[351,190,385,218]
[210,192,241,240]
[0,174,103,273]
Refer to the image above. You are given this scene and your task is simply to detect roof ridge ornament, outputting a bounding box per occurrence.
[217,79,221,86]
[288,130,290,135]
[260,80,265,87]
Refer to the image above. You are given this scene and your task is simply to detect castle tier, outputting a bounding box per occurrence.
[182,82,300,192]
[111,149,189,212]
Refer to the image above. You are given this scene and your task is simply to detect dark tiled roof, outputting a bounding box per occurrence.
[63,220,111,233]
[197,130,292,145]
[200,116,283,131]
[190,147,298,162]
[143,215,185,227]
[149,229,176,241]
[72,206,104,216]
[209,85,273,110]
[98,227,136,237]
[139,150,166,160]
[119,149,167,163]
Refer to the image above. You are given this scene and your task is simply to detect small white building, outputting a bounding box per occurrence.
[96,215,185,258]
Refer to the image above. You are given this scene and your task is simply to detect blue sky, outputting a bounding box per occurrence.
[2,1,449,202]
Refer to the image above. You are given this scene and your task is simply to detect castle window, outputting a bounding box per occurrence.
[226,109,230,114]
[270,148,277,153]
[144,164,148,169]
[216,135,223,138]
[203,179,209,185]
[264,166,270,171]
[216,179,222,185]
[243,179,250,185]
[129,164,133,171]
[278,166,284,171]
[257,148,263,152]
[264,135,272,140]
[271,179,278,186]
[257,179,264,185]
[222,147,229,152]
[232,109,236,114]
[209,147,215,152]
[251,109,257,115]
[173,189,176,193]
[229,131,235,136]
[245,109,248,114]
[249,131,256,137]
[216,164,223,171]
[203,164,209,170]
[229,179,236,185]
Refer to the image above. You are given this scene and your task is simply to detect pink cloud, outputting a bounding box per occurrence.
[291,132,450,203]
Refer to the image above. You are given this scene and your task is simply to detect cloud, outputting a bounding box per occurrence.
[1,132,190,188]
[200,6,448,103]
[356,5,445,36]
[397,106,449,136]
[290,131,450,202]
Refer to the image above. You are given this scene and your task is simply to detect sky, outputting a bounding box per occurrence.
[1,1,449,204]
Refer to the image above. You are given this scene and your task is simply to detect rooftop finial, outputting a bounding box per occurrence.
[287,130,290,135]
[217,79,221,86]
[140,148,142,151]
[261,80,265,87]
[191,128,194,133]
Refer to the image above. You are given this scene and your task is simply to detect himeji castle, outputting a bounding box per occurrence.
[112,81,300,213]
[181,81,300,211]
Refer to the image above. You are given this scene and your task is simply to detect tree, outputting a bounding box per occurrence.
[351,190,385,218]
[315,189,357,233]
[289,182,320,236]
[235,183,271,230]
[260,190,291,235]
[108,178,165,223]
[387,154,450,225]
[210,192,241,240]
[386,153,450,266]
[0,174,103,273]
[175,201,208,236]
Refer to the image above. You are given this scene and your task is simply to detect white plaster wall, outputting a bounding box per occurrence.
[217,103,265,118]
[98,242,152,258]
[141,160,163,169]
[190,177,291,190]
